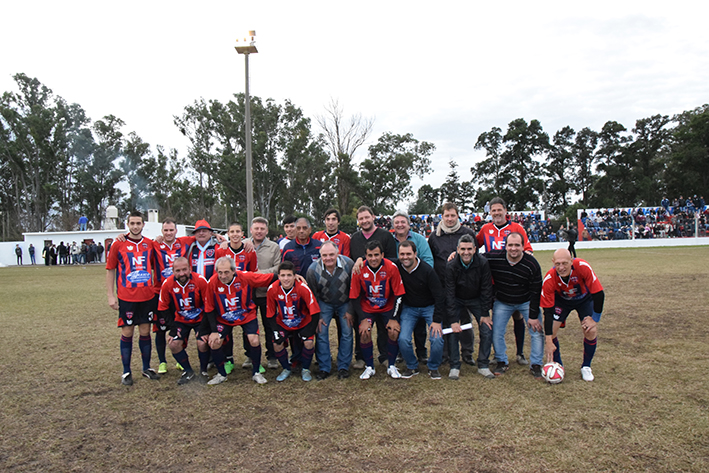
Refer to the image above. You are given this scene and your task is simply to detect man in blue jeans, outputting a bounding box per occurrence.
[395,241,445,379]
[306,240,355,380]
[485,232,544,378]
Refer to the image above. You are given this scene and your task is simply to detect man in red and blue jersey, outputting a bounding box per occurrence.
[476,196,533,366]
[106,210,160,386]
[312,208,351,258]
[157,257,212,385]
[349,240,406,380]
[541,248,605,382]
[267,261,321,382]
[201,256,277,385]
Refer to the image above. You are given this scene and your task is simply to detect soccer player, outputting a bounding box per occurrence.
[541,248,604,381]
[445,234,494,379]
[485,233,544,378]
[278,215,297,251]
[201,257,277,385]
[267,261,321,382]
[157,257,211,385]
[312,208,351,258]
[476,197,534,366]
[281,217,322,278]
[395,241,445,379]
[349,240,405,379]
[106,210,160,385]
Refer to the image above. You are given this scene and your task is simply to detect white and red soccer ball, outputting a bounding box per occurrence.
[542,362,565,384]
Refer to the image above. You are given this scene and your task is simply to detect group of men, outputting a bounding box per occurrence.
[106,198,605,386]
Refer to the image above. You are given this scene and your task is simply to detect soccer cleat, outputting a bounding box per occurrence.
[276,369,292,382]
[259,364,266,374]
[177,370,195,385]
[477,367,495,379]
[267,359,279,369]
[142,368,160,380]
[396,354,404,364]
[400,368,420,379]
[241,359,253,369]
[337,369,350,379]
[158,362,168,374]
[448,368,460,380]
[387,366,403,379]
[359,366,376,380]
[198,372,209,384]
[252,372,268,384]
[301,369,313,382]
[176,362,184,371]
[530,364,543,379]
[462,355,476,366]
[429,369,441,380]
[121,372,133,386]
[207,373,228,385]
[493,362,509,376]
[516,354,529,365]
[581,366,595,382]
[224,361,235,374]
[352,359,365,370]
[316,371,330,381]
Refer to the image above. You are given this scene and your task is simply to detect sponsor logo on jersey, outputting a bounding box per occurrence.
[127,270,151,284]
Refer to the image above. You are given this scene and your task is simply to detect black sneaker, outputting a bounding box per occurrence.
[530,364,543,379]
[142,368,160,380]
[462,355,476,366]
[493,362,509,376]
[400,368,420,379]
[337,369,350,379]
[316,371,330,381]
[396,354,404,364]
[177,370,196,385]
[121,372,133,386]
[429,369,441,380]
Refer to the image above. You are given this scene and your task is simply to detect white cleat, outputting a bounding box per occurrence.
[359,366,376,380]
[581,366,594,382]
[207,373,228,385]
[252,372,268,384]
[387,365,402,379]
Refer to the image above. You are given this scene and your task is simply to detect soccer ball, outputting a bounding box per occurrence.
[542,362,565,384]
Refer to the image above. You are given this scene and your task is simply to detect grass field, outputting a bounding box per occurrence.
[1,247,708,472]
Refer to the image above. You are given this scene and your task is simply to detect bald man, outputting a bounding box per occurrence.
[540,249,605,382]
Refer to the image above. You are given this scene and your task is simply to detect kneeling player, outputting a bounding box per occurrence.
[267,262,321,382]
[541,249,605,381]
[157,257,211,385]
[202,257,277,385]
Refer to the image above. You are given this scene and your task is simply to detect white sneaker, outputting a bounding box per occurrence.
[242,359,253,369]
[449,368,460,380]
[359,366,376,380]
[478,367,495,379]
[252,372,268,384]
[207,373,228,385]
[387,366,402,379]
[581,366,594,382]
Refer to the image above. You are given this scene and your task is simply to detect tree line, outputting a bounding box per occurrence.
[2,72,707,240]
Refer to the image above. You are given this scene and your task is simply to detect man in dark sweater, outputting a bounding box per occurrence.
[395,241,445,379]
[485,232,544,378]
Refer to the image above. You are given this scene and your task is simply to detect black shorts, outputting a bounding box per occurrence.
[551,295,593,326]
[272,316,318,343]
[205,318,260,340]
[153,314,169,333]
[359,308,395,328]
[169,321,202,341]
[118,296,158,327]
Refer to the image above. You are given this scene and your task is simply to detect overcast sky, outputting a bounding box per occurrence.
[2,1,707,208]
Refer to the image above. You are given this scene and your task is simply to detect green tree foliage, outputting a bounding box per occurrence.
[359,132,434,214]
[666,105,709,198]
[409,184,439,215]
[440,160,475,212]
[544,126,575,215]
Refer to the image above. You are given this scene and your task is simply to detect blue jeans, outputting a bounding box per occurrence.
[447,298,491,369]
[315,301,353,373]
[398,305,444,370]
[492,300,544,366]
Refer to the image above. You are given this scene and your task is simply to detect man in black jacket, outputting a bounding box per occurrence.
[445,234,494,379]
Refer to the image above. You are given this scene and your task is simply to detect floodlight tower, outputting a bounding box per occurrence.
[235,31,258,235]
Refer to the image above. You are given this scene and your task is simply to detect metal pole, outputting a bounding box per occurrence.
[244,52,254,237]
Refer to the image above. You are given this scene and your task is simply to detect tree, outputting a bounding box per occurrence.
[571,127,599,206]
[666,105,709,198]
[316,99,373,215]
[544,126,575,216]
[409,184,440,215]
[440,160,475,212]
[358,132,434,214]
[593,121,632,207]
[628,114,671,204]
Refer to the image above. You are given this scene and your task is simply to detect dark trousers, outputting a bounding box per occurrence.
[446,298,490,369]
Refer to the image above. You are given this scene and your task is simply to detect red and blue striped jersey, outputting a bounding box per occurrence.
[312,230,351,258]
[207,271,276,326]
[476,221,533,253]
[266,280,320,330]
[215,245,258,272]
[189,240,217,280]
[540,258,603,307]
[158,272,211,324]
[106,237,156,302]
[153,236,195,290]
[349,258,405,314]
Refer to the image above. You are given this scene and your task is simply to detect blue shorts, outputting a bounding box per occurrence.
[118,296,158,327]
[551,295,593,326]
[169,321,202,341]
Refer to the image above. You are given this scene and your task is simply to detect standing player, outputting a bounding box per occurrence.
[476,197,533,366]
[157,257,211,385]
[282,218,322,278]
[349,240,406,379]
[313,208,351,258]
[106,210,160,385]
[201,257,277,385]
[267,261,321,382]
[541,249,605,381]
[278,215,297,251]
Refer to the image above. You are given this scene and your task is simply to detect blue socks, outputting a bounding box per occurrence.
[120,335,132,374]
